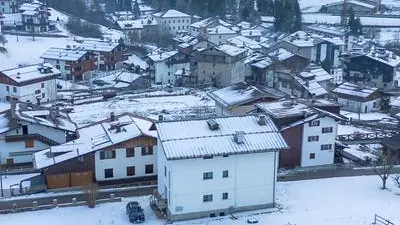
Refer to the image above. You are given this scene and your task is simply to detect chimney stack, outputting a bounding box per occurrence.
[159,114,164,121]
[110,112,115,122]
[234,131,244,144]
[258,114,267,126]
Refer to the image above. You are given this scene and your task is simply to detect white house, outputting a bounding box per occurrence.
[256,99,345,168]
[153,9,191,36]
[19,2,52,33]
[332,82,384,113]
[0,101,77,165]
[0,63,59,104]
[0,0,20,14]
[155,115,288,221]
[205,25,237,46]
[145,48,190,85]
[33,113,158,189]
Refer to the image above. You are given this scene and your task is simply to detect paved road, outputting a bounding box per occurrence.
[0,185,156,212]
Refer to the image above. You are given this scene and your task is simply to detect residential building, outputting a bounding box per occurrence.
[208,82,284,116]
[205,25,237,45]
[0,0,24,14]
[33,113,157,189]
[0,101,77,165]
[196,44,247,87]
[319,0,377,15]
[145,48,190,85]
[153,9,191,36]
[240,29,262,41]
[155,115,288,221]
[189,16,219,38]
[332,82,386,113]
[313,37,345,69]
[256,99,345,168]
[19,2,53,33]
[117,16,158,45]
[0,63,59,104]
[340,48,400,89]
[41,47,96,81]
[76,40,127,71]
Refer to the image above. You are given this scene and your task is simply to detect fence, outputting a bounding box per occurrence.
[373,214,395,225]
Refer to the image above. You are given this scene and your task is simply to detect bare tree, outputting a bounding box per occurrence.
[374,153,396,189]
[83,183,99,208]
[393,174,400,188]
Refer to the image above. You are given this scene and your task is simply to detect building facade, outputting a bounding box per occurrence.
[19,2,52,33]
[153,9,191,36]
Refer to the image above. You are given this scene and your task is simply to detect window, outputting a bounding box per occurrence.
[203,194,213,202]
[322,127,333,133]
[35,90,41,94]
[308,136,319,142]
[164,166,167,177]
[99,150,116,160]
[65,66,70,70]
[141,146,153,155]
[126,148,135,157]
[13,87,17,93]
[222,170,229,178]
[25,139,34,148]
[104,168,113,178]
[127,166,135,176]
[222,192,228,200]
[41,83,44,88]
[145,164,154,174]
[321,144,332,150]
[309,120,320,127]
[309,153,316,159]
[281,81,288,88]
[6,86,9,91]
[203,172,213,180]
[56,65,60,69]
[42,93,45,98]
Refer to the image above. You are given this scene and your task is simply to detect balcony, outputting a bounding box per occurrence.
[5,134,60,146]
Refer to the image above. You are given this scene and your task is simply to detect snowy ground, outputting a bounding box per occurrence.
[1,175,399,225]
[67,93,214,126]
[299,0,338,12]
[338,124,372,135]
[341,110,394,121]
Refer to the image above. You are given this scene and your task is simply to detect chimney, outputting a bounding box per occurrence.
[290,96,296,105]
[116,124,121,133]
[258,114,267,126]
[392,53,397,59]
[110,112,115,122]
[234,131,244,144]
[158,114,164,121]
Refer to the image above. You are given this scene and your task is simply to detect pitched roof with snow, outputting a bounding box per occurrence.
[76,40,120,53]
[154,9,190,18]
[33,114,156,169]
[214,44,247,57]
[146,49,178,62]
[0,63,60,84]
[227,35,262,50]
[268,48,295,61]
[208,82,276,108]
[332,82,380,101]
[156,115,288,160]
[41,47,88,62]
[206,25,236,35]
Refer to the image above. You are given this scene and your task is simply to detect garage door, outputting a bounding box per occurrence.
[71,171,93,186]
[46,173,70,189]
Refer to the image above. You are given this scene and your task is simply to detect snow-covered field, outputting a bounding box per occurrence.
[1,175,399,225]
[68,93,214,126]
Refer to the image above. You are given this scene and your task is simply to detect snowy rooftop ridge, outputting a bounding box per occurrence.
[214,44,247,57]
[146,48,179,62]
[76,40,119,53]
[33,113,156,169]
[41,47,88,61]
[0,63,60,84]
[154,9,190,18]
[332,82,379,99]
[156,115,288,160]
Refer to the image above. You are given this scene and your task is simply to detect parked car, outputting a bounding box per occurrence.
[126,201,145,223]
[93,79,110,86]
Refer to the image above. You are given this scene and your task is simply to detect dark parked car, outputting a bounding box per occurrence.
[126,201,145,223]
[92,79,110,86]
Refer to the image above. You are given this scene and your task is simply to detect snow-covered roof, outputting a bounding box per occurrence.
[154,9,190,18]
[33,114,156,169]
[41,47,88,61]
[365,50,400,67]
[214,44,247,57]
[13,102,77,132]
[257,100,316,119]
[190,17,217,29]
[146,49,178,62]
[322,0,375,9]
[332,82,379,99]
[76,40,119,53]
[208,82,274,108]
[251,57,274,69]
[299,66,333,83]
[0,111,10,134]
[268,48,295,61]
[295,77,328,96]
[227,35,262,50]
[116,17,157,30]
[318,37,345,46]
[115,71,141,83]
[156,115,288,160]
[207,25,236,35]
[307,24,347,36]
[240,29,262,37]
[0,63,60,84]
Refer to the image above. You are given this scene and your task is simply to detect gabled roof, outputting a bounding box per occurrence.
[0,63,60,85]
[41,47,88,62]
[206,25,236,35]
[154,9,190,18]
[268,48,295,61]
[332,82,380,101]
[208,82,277,108]
[76,40,119,53]
[146,49,179,62]
[156,115,288,160]
[12,102,77,132]
[214,44,247,57]
[33,114,156,169]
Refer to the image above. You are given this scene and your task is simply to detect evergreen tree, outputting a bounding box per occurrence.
[274,0,302,33]
[257,0,274,16]
[348,7,363,35]
[106,0,117,13]
[133,0,140,18]
[240,0,256,22]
